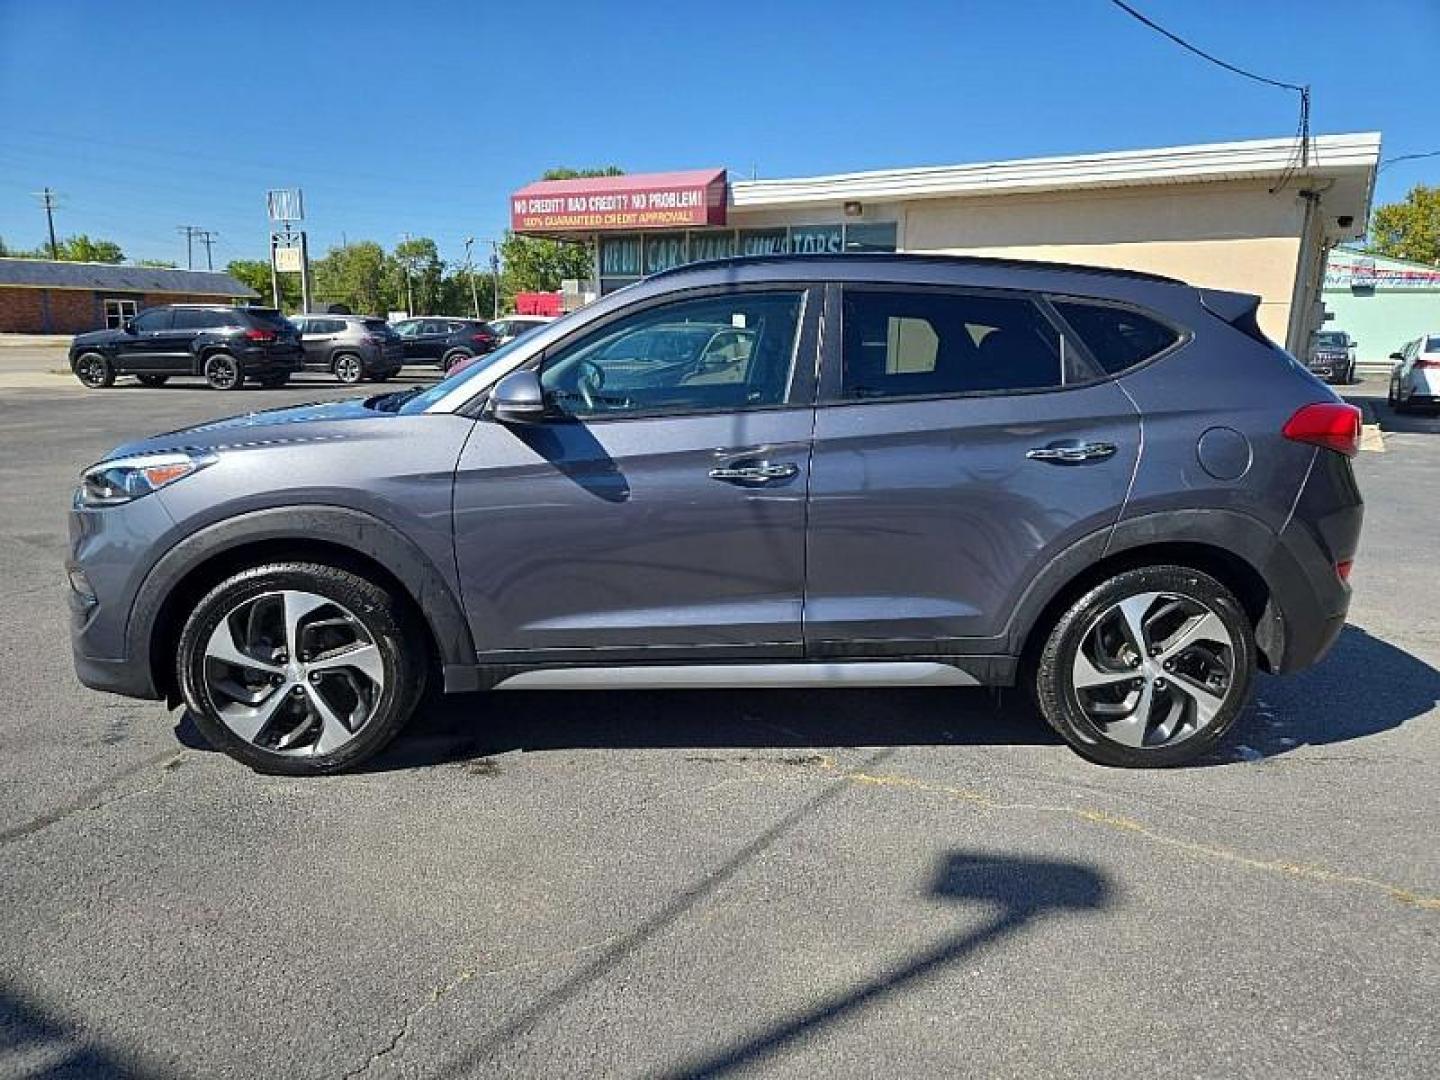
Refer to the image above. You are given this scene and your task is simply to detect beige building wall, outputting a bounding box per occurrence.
[897,182,1309,344]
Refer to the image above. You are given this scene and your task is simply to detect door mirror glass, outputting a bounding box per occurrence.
[1390,352,1405,361]
[490,369,547,422]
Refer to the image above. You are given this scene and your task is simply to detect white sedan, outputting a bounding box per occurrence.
[1388,333,1440,413]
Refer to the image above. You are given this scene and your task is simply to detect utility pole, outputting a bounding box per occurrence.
[196,229,218,271]
[489,239,500,319]
[463,237,481,320]
[398,232,415,315]
[177,225,202,270]
[32,188,60,259]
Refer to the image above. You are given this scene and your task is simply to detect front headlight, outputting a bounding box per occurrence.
[77,450,217,508]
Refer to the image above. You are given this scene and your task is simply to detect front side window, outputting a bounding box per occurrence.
[540,290,805,419]
[129,308,172,333]
[839,288,1078,401]
[1052,301,1180,375]
[393,320,419,338]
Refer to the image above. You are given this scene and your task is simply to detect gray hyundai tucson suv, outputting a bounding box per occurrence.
[67,255,1363,774]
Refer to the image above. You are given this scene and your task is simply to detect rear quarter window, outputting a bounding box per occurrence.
[244,309,294,331]
[1051,301,1180,375]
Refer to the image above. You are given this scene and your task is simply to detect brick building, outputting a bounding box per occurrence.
[0,259,259,334]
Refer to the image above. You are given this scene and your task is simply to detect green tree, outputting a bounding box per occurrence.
[55,234,124,263]
[500,166,624,305]
[225,258,300,311]
[390,236,444,315]
[1368,185,1440,266]
[135,258,178,268]
[312,242,394,316]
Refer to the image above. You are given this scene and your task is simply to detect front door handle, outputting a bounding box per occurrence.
[708,461,800,485]
[1025,440,1118,464]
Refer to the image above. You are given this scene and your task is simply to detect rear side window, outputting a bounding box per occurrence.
[363,319,390,333]
[839,288,1081,400]
[174,309,223,331]
[1052,301,1179,375]
[1426,336,1440,353]
[244,309,293,331]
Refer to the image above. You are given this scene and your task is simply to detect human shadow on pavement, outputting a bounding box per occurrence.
[0,977,166,1079]
[656,849,1111,1079]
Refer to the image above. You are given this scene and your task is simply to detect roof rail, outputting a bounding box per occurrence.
[647,252,1185,285]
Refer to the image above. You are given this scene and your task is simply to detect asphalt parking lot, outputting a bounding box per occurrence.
[2,350,1437,1078]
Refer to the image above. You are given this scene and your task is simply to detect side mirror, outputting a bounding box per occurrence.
[490,369,547,423]
[123,321,137,334]
[1389,352,1405,362]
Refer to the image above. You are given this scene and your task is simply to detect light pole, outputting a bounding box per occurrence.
[463,237,481,320]
[489,239,500,319]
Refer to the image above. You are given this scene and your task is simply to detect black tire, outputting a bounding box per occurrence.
[176,562,425,775]
[332,353,364,384]
[74,352,115,388]
[1387,380,1398,408]
[1033,565,1256,768]
[442,349,473,372]
[136,374,170,388]
[203,352,243,391]
[256,372,289,389]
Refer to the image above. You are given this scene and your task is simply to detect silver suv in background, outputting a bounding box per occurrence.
[291,314,404,384]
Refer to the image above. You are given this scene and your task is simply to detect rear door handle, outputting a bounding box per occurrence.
[708,462,800,485]
[1026,440,1118,464]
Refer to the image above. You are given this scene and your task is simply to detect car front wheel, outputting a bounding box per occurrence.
[75,352,115,388]
[332,353,364,384]
[1033,565,1255,768]
[442,348,473,372]
[176,563,425,774]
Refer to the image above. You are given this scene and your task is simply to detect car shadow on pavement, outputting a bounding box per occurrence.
[1236,624,1440,761]
[175,684,1058,771]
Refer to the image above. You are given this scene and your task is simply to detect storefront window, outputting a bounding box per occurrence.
[600,236,642,277]
[738,229,789,256]
[644,234,688,275]
[688,230,735,262]
[844,222,898,252]
[790,224,844,255]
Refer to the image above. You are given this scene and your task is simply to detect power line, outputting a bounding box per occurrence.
[176,225,204,269]
[1106,0,1311,179]
[1379,150,1440,173]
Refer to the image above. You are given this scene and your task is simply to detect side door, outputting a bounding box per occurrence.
[804,284,1140,655]
[392,319,423,360]
[452,285,820,661]
[418,319,455,361]
[115,307,176,371]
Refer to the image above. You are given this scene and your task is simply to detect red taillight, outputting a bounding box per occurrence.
[1415,358,1440,369]
[244,328,277,343]
[1336,559,1353,582]
[471,332,494,344]
[1282,402,1362,457]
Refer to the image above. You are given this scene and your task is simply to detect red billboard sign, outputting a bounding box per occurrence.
[511,169,727,232]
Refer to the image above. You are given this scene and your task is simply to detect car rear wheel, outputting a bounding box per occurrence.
[75,352,115,388]
[204,352,243,391]
[1033,565,1255,768]
[176,563,425,775]
[136,374,170,387]
[442,348,473,372]
[332,353,364,384]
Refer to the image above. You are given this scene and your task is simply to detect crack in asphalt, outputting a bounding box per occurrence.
[0,750,186,845]
[801,756,1440,911]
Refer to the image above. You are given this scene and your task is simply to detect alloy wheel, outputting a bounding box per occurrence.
[335,355,362,383]
[1070,590,1235,750]
[202,589,385,756]
[206,355,239,390]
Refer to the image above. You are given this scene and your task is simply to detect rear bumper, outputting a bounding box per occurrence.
[237,345,302,373]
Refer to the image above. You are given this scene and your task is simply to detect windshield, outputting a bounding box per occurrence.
[1316,332,1348,348]
[391,331,542,414]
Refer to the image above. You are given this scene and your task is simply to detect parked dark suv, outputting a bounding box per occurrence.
[390,317,498,370]
[291,314,404,383]
[67,255,1362,774]
[69,305,302,390]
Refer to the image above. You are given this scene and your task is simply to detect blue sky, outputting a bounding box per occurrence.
[1,0,1436,268]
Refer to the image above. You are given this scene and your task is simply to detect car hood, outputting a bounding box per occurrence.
[100,396,392,461]
[71,328,124,348]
